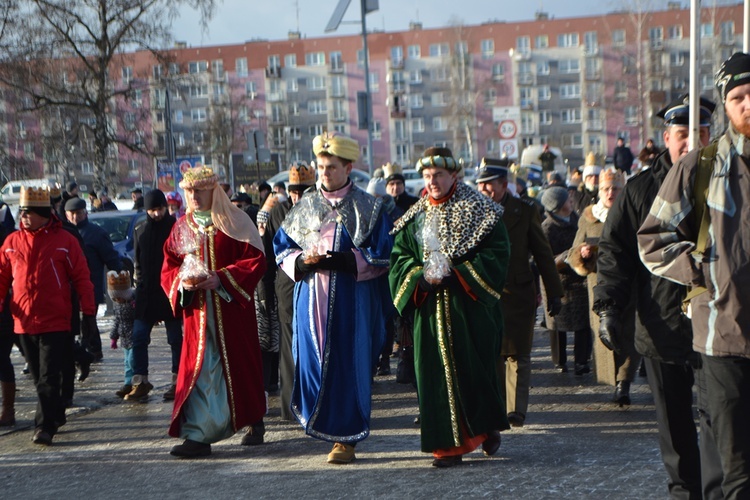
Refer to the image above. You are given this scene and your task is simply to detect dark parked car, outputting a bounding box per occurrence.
[87,210,147,279]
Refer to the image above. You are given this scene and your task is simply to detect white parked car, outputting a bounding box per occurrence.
[401,169,424,197]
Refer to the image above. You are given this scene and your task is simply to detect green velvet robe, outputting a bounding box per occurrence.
[389,218,511,453]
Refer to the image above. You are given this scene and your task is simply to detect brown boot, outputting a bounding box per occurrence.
[0,381,16,426]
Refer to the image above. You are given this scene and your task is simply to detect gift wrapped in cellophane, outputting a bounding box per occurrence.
[170,222,211,285]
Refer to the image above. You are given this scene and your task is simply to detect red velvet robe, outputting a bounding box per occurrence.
[161,215,267,438]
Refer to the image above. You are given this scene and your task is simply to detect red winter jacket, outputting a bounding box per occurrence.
[0,217,95,334]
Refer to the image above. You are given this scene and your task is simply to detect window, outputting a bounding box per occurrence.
[393,120,407,141]
[412,118,424,133]
[561,108,582,124]
[672,77,687,90]
[491,63,505,81]
[700,23,714,38]
[538,85,551,100]
[131,89,142,108]
[212,83,224,96]
[290,127,301,139]
[152,65,162,80]
[587,108,603,130]
[307,76,326,90]
[484,88,496,104]
[408,44,421,59]
[516,36,530,54]
[155,111,164,123]
[670,52,685,67]
[537,61,550,75]
[584,31,598,54]
[612,29,625,47]
[122,66,133,84]
[271,104,284,122]
[236,58,248,77]
[268,55,280,69]
[287,78,298,92]
[169,63,180,75]
[587,82,603,102]
[369,71,379,92]
[190,84,208,98]
[357,49,369,68]
[721,21,735,44]
[431,67,449,81]
[615,81,627,99]
[193,131,206,145]
[649,27,663,48]
[585,58,600,79]
[284,54,297,67]
[309,124,324,136]
[24,142,34,160]
[305,52,325,66]
[429,43,449,57]
[560,84,581,99]
[539,110,552,125]
[521,113,535,134]
[668,25,683,39]
[287,102,299,116]
[212,59,224,79]
[520,87,533,108]
[191,108,207,122]
[701,74,714,90]
[396,144,409,164]
[188,61,208,74]
[152,88,165,108]
[391,71,406,92]
[307,100,327,114]
[486,139,497,152]
[559,59,580,74]
[333,124,346,134]
[625,105,638,125]
[562,134,583,148]
[558,33,579,48]
[80,161,94,175]
[431,92,448,107]
[173,110,183,123]
[332,100,346,121]
[588,134,604,155]
[432,117,448,131]
[391,46,404,66]
[245,81,257,97]
[372,121,381,140]
[535,35,549,49]
[409,70,422,84]
[410,94,423,109]
[481,39,494,59]
[330,51,343,71]
[331,75,345,97]
[455,41,468,57]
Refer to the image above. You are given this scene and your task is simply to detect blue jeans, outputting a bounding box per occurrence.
[123,347,133,385]
[131,319,183,376]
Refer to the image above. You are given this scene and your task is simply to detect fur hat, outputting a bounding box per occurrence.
[415,147,460,173]
[541,186,569,213]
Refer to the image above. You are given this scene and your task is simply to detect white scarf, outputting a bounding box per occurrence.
[591,199,609,223]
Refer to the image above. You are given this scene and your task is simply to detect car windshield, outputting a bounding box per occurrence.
[403,171,421,180]
[89,215,132,243]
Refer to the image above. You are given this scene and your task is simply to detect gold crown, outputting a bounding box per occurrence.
[599,167,626,189]
[584,152,598,167]
[107,270,131,291]
[20,186,51,208]
[179,166,219,190]
[288,163,316,186]
[49,186,62,200]
[382,162,402,179]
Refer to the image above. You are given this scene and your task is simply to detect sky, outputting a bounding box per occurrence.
[171,0,619,47]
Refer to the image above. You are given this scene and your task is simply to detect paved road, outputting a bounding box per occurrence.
[1,317,672,499]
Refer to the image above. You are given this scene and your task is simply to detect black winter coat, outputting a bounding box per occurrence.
[593,149,694,363]
[77,218,122,304]
[134,213,176,322]
[266,199,294,324]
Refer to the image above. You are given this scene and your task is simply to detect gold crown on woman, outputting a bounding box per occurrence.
[19,186,51,208]
[179,166,219,190]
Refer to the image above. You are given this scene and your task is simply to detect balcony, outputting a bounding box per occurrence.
[330,113,347,122]
[329,61,344,73]
[389,58,404,70]
[390,110,407,119]
[517,73,534,85]
[265,66,282,78]
[585,119,603,131]
[585,71,601,81]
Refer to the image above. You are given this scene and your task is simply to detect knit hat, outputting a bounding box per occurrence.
[144,189,167,210]
[415,147,460,173]
[107,270,133,301]
[715,52,750,103]
[366,177,387,197]
[312,131,360,162]
[541,186,569,213]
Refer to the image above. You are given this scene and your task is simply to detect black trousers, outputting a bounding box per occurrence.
[278,319,295,421]
[644,358,702,499]
[701,354,750,499]
[19,331,69,434]
[550,329,591,366]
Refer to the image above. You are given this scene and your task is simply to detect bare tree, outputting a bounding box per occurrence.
[0,0,217,192]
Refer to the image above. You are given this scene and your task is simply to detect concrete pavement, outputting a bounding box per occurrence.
[1,316,672,499]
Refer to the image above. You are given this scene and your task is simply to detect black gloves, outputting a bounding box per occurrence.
[317,251,357,274]
[547,296,562,317]
[295,255,318,275]
[418,273,457,294]
[598,309,621,353]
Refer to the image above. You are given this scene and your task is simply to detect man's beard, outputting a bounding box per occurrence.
[733,116,750,138]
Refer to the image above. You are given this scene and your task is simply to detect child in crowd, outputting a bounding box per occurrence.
[107,270,136,399]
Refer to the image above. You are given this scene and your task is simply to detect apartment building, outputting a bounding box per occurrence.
[0,3,743,189]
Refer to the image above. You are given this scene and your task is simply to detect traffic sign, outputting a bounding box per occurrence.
[498,120,517,139]
[499,139,519,159]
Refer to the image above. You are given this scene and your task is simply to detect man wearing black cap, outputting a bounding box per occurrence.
[0,187,96,445]
[230,192,259,223]
[131,187,144,211]
[639,52,750,498]
[126,190,181,401]
[595,92,719,498]
[65,197,123,360]
[383,163,419,211]
[476,158,562,428]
